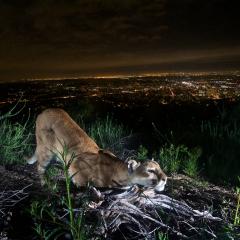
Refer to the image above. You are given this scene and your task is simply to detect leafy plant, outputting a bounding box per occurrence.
[201,105,240,140]
[56,145,86,240]
[0,103,33,165]
[183,147,201,177]
[29,145,87,240]
[157,232,168,240]
[88,115,131,154]
[158,144,188,174]
[30,201,63,240]
[200,106,240,184]
[0,94,26,121]
[137,145,148,161]
[156,144,200,177]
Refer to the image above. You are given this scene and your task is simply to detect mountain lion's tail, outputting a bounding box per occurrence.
[26,153,37,164]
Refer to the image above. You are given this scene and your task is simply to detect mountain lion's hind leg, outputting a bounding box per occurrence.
[36,149,54,185]
[35,129,55,185]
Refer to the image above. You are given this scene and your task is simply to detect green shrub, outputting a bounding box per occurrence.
[201,119,240,140]
[137,145,148,161]
[158,144,188,174]
[183,147,202,177]
[200,106,240,183]
[30,145,88,240]
[157,144,200,177]
[157,232,168,240]
[0,115,33,165]
[0,98,34,165]
[88,115,131,154]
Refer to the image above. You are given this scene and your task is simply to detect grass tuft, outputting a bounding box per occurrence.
[136,145,148,161]
[157,232,169,240]
[0,104,33,165]
[158,144,187,174]
[155,144,200,177]
[200,106,240,183]
[183,147,202,177]
[88,115,131,154]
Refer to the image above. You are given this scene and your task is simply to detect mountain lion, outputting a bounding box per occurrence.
[28,108,167,192]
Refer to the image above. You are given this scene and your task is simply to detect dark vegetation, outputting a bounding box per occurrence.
[0,98,240,239]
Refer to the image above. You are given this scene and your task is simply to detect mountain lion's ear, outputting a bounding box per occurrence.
[128,160,140,174]
[98,149,116,158]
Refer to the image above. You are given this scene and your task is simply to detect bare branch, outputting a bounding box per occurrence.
[87,186,222,239]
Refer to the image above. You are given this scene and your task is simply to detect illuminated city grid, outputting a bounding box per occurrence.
[0,73,240,107]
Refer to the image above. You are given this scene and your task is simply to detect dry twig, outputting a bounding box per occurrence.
[0,184,31,218]
[87,186,222,239]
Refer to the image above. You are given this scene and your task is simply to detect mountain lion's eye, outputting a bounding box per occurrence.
[148,169,156,174]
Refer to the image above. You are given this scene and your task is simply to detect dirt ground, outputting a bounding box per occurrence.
[0,164,239,239]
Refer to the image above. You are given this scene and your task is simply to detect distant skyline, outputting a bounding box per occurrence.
[0,0,240,80]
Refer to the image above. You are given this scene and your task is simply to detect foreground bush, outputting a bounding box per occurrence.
[200,106,240,183]
[88,115,131,154]
[156,144,201,177]
[0,103,33,165]
[30,146,88,240]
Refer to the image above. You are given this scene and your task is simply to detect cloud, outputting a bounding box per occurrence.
[0,0,167,50]
[0,0,240,80]
[1,0,240,51]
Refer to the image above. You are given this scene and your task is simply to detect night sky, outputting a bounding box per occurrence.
[0,0,240,80]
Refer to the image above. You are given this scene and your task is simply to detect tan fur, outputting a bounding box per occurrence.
[28,108,167,190]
